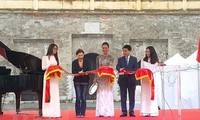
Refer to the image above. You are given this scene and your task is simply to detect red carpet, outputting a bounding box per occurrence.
[0,109,199,120]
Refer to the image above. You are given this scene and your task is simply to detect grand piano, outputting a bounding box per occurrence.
[0,41,44,116]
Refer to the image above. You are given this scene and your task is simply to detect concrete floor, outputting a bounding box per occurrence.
[1,101,140,111]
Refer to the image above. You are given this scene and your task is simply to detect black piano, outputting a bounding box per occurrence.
[0,41,44,116]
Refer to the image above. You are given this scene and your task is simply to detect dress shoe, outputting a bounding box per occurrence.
[120,114,127,117]
[129,114,136,117]
[76,115,81,118]
[144,114,150,117]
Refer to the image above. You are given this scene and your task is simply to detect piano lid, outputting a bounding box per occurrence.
[0,41,44,74]
[0,41,11,50]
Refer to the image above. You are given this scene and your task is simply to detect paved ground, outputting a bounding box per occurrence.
[2,101,140,111]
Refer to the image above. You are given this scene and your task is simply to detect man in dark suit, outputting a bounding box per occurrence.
[116,45,138,117]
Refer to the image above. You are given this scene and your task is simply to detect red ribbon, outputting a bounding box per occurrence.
[72,66,116,85]
[118,68,135,75]
[135,68,155,100]
[67,66,155,100]
[45,65,62,103]
[0,47,7,59]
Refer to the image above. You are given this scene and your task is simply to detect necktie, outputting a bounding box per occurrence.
[126,57,129,66]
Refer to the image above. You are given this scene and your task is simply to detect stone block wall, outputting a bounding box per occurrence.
[0,12,199,101]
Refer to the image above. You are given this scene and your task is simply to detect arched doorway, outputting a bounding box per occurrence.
[84,53,99,100]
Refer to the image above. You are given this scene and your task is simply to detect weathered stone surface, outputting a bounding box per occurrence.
[0,12,199,101]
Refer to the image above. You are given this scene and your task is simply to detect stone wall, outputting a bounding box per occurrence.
[0,12,199,101]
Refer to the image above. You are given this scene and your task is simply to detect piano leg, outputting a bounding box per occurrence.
[37,92,42,116]
[0,92,3,115]
[14,91,21,114]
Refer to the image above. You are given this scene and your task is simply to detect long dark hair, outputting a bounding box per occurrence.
[102,42,109,48]
[143,46,159,64]
[46,43,59,65]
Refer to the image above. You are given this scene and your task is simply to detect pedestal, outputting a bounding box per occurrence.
[159,65,181,120]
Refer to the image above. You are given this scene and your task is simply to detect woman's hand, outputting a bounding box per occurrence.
[85,71,88,75]
[120,68,124,71]
[93,79,97,83]
[64,71,69,75]
[79,70,83,73]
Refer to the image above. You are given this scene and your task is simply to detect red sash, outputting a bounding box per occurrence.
[135,68,155,100]
[45,65,62,103]
[97,66,116,85]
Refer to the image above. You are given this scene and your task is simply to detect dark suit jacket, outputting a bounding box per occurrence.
[116,56,138,84]
[72,59,90,84]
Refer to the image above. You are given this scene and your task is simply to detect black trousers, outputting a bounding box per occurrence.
[118,75,136,115]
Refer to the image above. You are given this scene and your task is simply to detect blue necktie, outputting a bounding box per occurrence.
[126,57,129,66]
